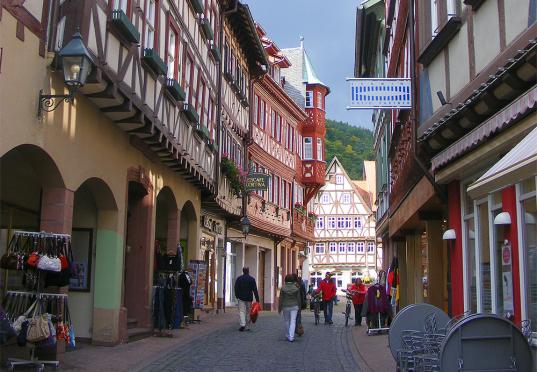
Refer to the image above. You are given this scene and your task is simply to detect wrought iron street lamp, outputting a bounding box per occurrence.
[38,30,93,118]
[240,215,250,238]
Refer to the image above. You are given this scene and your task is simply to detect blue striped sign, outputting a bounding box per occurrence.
[347,78,411,109]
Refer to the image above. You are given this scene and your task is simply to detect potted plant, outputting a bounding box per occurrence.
[220,155,245,197]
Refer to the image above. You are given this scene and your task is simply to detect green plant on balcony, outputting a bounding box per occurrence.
[308,212,318,221]
[111,10,140,44]
[294,202,306,215]
[143,48,167,76]
[199,18,214,41]
[182,103,199,124]
[166,78,186,101]
[221,156,245,197]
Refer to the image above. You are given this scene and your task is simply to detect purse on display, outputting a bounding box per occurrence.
[26,314,50,343]
[0,234,21,270]
[37,238,61,272]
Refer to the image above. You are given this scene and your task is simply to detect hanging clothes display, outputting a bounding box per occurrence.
[362,281,389,329]
[0,230,75,370]
[152,272,183,332]
[155,244,183,272]
[179,271,193,316]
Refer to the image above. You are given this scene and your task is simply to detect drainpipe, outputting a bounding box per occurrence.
[408,0,446,202]
[214,2,225,194]
[222,219,228,313]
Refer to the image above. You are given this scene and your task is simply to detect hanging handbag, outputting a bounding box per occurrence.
[0,234,21,270]
[23,267,39,291]
[39,314,57,347]
[65,305,75,348]
[26,300,50,343]
[37,238,61,272]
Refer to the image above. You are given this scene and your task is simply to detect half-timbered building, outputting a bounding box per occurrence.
[311,158,378,294]
[0,0,268,348]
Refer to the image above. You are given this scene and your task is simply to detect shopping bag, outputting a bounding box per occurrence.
[250,302,261,323]
[296,324,304,336]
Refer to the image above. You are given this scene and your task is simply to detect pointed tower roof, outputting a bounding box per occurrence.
[303,49,328,90]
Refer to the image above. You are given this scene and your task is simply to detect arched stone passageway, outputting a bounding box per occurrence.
[70,177,120,342]
[180,200,198,263]
[155,187,179,255]
[0,145,67,291]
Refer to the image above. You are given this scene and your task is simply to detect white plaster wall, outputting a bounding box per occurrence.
[448,23,470,98]
[428,55,447,113]
[473,0,501,74]
[24,0,43,23]
[505,0,530,46]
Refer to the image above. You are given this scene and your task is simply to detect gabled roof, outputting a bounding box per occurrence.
[325,157,373,214]
[255,23,291,68]
[225,1,268,77]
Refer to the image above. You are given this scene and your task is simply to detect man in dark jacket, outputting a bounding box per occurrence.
[234,267,260,331]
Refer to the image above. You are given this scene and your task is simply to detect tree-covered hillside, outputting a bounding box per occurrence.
[325,119,374,179]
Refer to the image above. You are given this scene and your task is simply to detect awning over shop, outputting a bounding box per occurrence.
[468,125,537,198]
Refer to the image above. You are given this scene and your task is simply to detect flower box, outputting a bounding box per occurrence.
[196,124,210,140]
[111,10,140,44]
[143,48,167,76]
[209,43,221,62]
[165,78,186,101]
[182,103,199,124]
[188,0,204,14]
[199,18,214,41]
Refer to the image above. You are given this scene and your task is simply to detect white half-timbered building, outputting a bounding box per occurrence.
[311,157,379,293]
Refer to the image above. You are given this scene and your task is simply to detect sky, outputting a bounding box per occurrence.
[246,0,373,130]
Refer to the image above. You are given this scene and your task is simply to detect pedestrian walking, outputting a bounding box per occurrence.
[318,272,336,324]
[349,278,367,326]
[234,267,260,332]
[294,275,307,336]
[278,274,302,342]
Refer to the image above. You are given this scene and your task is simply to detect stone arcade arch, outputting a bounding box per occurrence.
[180,200,199,263]
[70,177,119,341]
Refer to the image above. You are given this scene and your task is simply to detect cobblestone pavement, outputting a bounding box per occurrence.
[138,308,364,372]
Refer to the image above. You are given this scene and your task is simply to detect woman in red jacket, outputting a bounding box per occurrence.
[349,278,367,326]
[318,272,336,324]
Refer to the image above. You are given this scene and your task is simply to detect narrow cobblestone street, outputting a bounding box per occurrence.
[138,309,364,372]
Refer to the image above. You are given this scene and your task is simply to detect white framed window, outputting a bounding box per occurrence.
[327,217,336,229]
[431,0,439,36]
[315,243,325,254]
[317,138,323,161]
[54,16,66,52]
[304,137,313,160]
[357,242,365,253]
[329,242,337,253]
[342,193,351,204]
[144,0,156,49]
[518,176,537,336]
[166,27,180,80]
[339,242,346,254]
[321,193,330,204]
[336,175,344,185]
[367,242,375,253]
[337,217,344,228]
[354,217,362,228]
[113,0,129,12]
[348,242,355,253]
[315,217,324,229]
[305,91,313,108]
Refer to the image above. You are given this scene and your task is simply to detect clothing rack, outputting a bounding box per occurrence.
[2,230,73,371]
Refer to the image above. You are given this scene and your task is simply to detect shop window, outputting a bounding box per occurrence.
[519,177,537,335]
[477,199,492,312]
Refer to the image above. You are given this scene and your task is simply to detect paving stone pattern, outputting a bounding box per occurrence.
[139,310,363,372]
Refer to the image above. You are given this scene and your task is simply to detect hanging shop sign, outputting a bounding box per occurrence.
[200,215,223,234]
[346,78,411,109]
[245,173,270,192]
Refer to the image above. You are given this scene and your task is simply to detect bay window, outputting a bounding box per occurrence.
[316,92,323,109]
[305,91,313,108]
[317,138,323,161]
[303,137,313,160]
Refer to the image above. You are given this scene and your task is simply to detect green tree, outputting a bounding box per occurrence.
[325,119,374,179]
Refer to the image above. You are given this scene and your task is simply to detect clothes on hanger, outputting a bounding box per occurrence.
[178,271,193,316]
